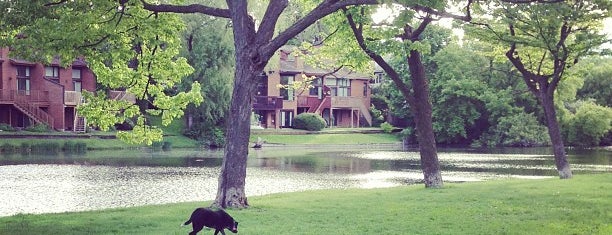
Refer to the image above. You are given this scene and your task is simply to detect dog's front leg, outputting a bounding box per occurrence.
[213,229,227,235]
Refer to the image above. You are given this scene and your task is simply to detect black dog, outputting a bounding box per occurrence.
[184,207,239,235]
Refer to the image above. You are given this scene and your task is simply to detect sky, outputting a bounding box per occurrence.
[372,6,612,49]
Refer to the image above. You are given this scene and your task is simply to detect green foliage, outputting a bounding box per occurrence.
[293,113,326,131]
[380,122,394,133]
[572,56,612,107]
[179,14,233,146]
[0,123,16,132]
[562,101,612,147]
[369,103,385,127]
[480,112,550,147]
[24,123,50,132]
[0,1,203,145]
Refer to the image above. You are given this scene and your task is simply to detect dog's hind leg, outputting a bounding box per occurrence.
[189,224,204,235]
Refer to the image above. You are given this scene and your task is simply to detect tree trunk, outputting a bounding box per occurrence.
[213,59,256,208]
[538,89,572,179]
[211,0,258,209]
[407,50,443,188]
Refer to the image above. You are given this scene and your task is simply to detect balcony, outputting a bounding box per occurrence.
[253,96,283,110]
[331,96,367,108]
[109,90,136,103]
[64,91,82,106]
[0,89,49,104]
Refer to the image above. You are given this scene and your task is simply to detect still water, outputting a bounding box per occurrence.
[0,145,610,217]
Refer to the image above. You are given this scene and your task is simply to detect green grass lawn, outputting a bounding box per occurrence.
[250,132,401,145]
[1,174,609,235]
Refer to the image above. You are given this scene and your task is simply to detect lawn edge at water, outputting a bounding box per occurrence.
[1,174,610,235]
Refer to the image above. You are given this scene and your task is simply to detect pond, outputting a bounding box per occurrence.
[0,145,610,217]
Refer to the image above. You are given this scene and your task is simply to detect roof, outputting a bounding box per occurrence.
[277,46,372,80]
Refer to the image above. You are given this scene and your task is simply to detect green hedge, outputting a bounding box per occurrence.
[293,113,326,131]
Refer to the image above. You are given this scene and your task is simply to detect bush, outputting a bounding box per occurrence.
[380,122,394,133]
[562,102,612,147]
[479,112,550,147]
[294,113,326,131]
[25,123,50,132]
[0,123,15,131]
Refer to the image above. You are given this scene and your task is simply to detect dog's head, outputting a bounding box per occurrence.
[228,221,238,233]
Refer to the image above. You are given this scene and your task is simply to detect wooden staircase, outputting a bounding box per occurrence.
[12,97,54,129]
[354,100,373,127]
[74,116,86,133]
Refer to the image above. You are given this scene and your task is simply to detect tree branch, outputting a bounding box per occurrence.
[140,0,230,18]
[261,0,379,61]
[411,0,473,22]
[344,7,415,106]
[255,0,288,46]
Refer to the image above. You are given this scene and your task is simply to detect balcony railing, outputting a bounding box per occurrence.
[109,90,136,103]
[253,96,283,110]
[0,89,50,103]
[64,91,83,106]
[331,96,366,108]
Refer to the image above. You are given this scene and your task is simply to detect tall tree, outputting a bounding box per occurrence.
[338,1,476,188]
[468,0,611,179]
[179,14,234,147]
[124,0,389,208]
[2,0,382,208]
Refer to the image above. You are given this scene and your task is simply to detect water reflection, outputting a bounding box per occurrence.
[0,146,610,217]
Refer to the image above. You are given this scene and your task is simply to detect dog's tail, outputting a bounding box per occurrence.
[182,218,192,226]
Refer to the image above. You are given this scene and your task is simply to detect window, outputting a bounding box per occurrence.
[45,66,60,83]
[72,68,82,92]
[363,82,368,96]
[16,66,30,95]
[337,78,350,97]
[326,78,350,97]
[280,110,293,127]
[280,75,294,101]
[309,77,322,98]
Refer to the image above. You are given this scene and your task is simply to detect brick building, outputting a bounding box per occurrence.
[253,46,373,129]
[0,47,96,131]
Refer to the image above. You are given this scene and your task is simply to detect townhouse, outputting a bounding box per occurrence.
[0,47,96,131]
[253,46,373,129]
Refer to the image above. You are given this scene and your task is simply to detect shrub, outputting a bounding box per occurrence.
[562,102,612,147]
[480,112,550,147]
[294,113,326,131]
[380,122,394,133]
[25,123,50,132]
[0,123,15,131]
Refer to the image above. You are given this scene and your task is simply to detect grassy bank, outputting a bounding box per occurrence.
[0,134,199,150]
[1,174,609,234]
[0,127,398,150]
[250,129,400,145]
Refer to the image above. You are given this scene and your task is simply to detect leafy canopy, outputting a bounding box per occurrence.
[0,0,203,144]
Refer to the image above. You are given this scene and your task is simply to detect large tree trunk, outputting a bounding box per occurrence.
[538,89,572,179]
[213,60,256,208]
[213,0,256,208]
[407,50,443,188]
